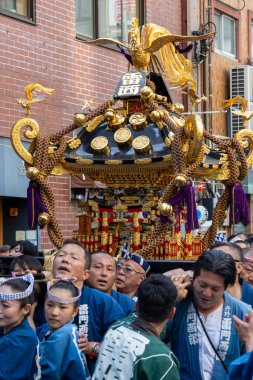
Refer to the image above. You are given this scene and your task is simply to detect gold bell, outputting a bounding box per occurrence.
[105,108,116,121]
[140,86,153,100]
[158,202,173,217]
[165,132,175,147]
[150,110,162,122]
[26,167,40,180]
[38,212,50,227]
[174,103,184,114]
[74,113,87,126]
[174,174,187,187]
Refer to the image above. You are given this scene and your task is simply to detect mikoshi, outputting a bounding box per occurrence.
[11,18,253,260]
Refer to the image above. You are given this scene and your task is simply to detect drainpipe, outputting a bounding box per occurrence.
[207,0,213,134]
[181,0,189,112]
[202,1,208,132]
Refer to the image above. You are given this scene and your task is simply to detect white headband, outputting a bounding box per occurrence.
[0,273,34,301]
[47,278,81,304]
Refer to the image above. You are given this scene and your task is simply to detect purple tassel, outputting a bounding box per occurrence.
[117,44,133,65]
[173,42,193,54]
[168,179,199,230]
[27,181,49,229]
[229,182,249,226]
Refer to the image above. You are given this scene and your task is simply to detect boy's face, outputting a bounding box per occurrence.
[45,288,78,332]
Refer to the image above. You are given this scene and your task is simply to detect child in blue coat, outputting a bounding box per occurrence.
[39,279,90,380]
[0,274,39,380]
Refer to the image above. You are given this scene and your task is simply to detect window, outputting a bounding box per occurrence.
[214,11,236,58]
[76,0,144,44]
[248,11,253,65]
[0,0,34,20]
[251,20,253,62]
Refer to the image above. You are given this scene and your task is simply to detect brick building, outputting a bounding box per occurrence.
[1,1,252,248]
[0,0,186,248]
[197,0,253,136]
[197,0,253,233]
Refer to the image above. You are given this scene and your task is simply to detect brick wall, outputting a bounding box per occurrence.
[202,0,253,135]
[0,0,184,249]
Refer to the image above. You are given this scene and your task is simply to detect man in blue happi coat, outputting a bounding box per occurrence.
[164,249,250,380]
[115,243,150,302]
[87,251,135,316]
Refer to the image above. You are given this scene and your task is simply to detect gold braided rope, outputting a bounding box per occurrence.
[25,100,114,248]
[23,84,249,253]
[202,189,230,251]
[204,132,248,182]
[137,89,205,258]
[138,85,249,257]
[201,131,248,250]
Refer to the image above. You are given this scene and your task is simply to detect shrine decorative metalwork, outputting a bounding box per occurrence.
[11,18,253,258]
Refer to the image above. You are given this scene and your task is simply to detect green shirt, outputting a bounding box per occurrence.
[92,317,180,380]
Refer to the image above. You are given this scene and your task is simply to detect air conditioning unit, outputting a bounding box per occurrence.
[230,65,253,136]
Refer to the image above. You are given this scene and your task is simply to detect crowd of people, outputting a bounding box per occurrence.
[0,233,253,379]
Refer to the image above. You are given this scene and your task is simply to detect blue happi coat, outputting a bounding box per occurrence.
[165,292,250,380]
[37,286,125,342]
[78,286,125,374]
[110,289,135,316]
[37,286,125,375]
[241,280,253,308]
[76,286,125,341]
[38,322,90,380]
[228,350,253,380]
[0,319,39,380]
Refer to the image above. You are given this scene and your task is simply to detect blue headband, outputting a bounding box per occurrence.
[121,243,150,274]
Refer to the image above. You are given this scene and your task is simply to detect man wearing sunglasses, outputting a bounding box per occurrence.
[115,244,150,302]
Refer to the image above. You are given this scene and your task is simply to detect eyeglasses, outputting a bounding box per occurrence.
[116,262,144,275]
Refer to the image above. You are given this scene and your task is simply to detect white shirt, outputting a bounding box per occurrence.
[197,304,223,380]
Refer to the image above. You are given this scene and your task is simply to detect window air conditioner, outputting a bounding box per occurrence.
[230,65,253,135]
